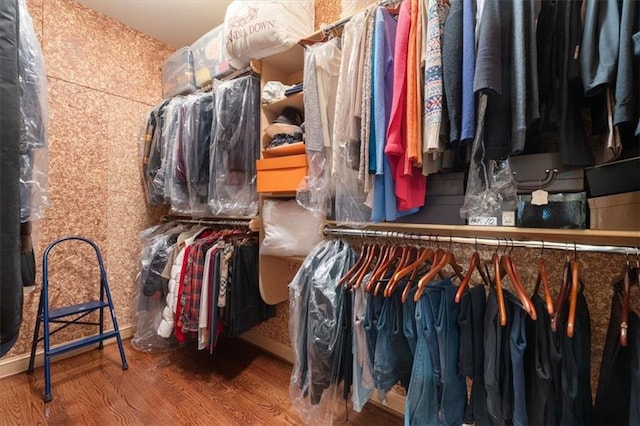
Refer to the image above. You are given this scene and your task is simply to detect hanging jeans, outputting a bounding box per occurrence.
[458,286,489,426]
[509,296,528,426]
[405,292,438,426]
[372,288,413,399]
[594,291,639,425]
[556,286,593,425]
[630,310,640,425]
[406,279,465,426]
[525,295,559,426]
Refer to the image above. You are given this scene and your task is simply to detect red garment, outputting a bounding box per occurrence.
[385,0,427,211]
[174,230,214,343]
[173,244,193,344]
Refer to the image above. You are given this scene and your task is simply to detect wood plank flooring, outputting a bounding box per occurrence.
[0,338,403,425]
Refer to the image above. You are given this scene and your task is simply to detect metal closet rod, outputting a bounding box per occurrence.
[322,226,638,256]
[162,215,254,228]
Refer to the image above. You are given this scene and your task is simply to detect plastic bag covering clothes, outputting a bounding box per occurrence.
[223,0,315,69]
[148,96,185,205]
[289,240,356,425]
[260,199,324,257]
[332,11,371,226]
[169,96,192,214]
[18,0,50,222]
[186,91,214,216]
[165,97,188,207]
[208,75,260,216]
[297,41,341,216]
[460,94,517,219]
[141,99,170,205]
[132,223,186,353]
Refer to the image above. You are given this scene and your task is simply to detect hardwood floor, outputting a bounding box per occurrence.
[0,338,403,425]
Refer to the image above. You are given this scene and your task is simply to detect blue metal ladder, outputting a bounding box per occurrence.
[27,236,128,402]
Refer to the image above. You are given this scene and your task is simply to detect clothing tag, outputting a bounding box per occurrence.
[531,189,549,206]
[502,211,516,227]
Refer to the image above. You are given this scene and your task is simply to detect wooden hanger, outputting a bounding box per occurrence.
[387,246,434,297]
[383,245,418,297]
[413,243,464,302]
[353,244,380,289]
[619,258,631,346]
[492,251,508,326]
[375,245,411,296]
[501,255,537,320]
[552,249,572,332]
[566,258,580,338]
[455,239,491,303]
[533,243,554,316]
[339,243,368,286]
[366,245,401,293]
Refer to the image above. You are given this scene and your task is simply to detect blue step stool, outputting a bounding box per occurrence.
[27,236,128,402]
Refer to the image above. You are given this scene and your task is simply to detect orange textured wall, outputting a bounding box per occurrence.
[4,0,172,360]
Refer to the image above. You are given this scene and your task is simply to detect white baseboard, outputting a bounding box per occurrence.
[239,330,405,417]
[0,326,134,380]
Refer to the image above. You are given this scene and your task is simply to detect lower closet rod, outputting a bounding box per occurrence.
[162,216,255,229]
[322,226,637,256]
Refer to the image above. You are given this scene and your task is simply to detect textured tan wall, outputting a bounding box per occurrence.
[5,0,172,359]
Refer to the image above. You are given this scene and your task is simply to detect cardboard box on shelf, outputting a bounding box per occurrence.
[256,154,308,194]
[588,191,640,231]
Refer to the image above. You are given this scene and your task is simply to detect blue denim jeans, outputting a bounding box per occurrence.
[405,279,466,426]
[405,294,438,426]
[373,288,412,398]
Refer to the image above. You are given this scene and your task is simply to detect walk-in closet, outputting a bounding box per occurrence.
[1,0,639,425]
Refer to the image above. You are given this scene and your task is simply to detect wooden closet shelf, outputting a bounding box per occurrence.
[325,221,640,248]
[262,91,304,114]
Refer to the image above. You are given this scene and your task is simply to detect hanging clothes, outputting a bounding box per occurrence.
[594,287,640,425]
[208,74,260,217]
[385,0,426,211]
[289,240,356,426]
[371,6,418,223]
[0,0,22,358]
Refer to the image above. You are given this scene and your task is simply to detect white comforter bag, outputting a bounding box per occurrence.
[224,0,315,69]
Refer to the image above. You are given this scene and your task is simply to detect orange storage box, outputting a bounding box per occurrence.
[256,154,308,194]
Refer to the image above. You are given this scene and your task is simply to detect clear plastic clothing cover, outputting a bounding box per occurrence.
[132,223,186,353]
[460,94,518,219]
[332,11,372,226]
[18,0,50,222]
[208,75,260,217]
[296,44,336,216]
[289,240,357,425]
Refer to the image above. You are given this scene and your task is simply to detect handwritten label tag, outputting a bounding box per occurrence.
[531,189,549,206]
[469,216,498,226]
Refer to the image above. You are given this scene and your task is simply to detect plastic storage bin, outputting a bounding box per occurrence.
[161,47,196,98]
[191,25,234,87]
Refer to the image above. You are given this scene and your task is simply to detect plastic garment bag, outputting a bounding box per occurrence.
[140,99,171,205]
[208,75,260,216]
[289,240,356,425]
[332,11,372,226]
[186,91,214,215]
[297,40,341,216]
[131,223,186,353]
[18,0,50,222]
[460,94,518,220]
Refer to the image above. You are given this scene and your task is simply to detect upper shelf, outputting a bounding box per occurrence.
[262,91,304,114]
[325,221,640,248]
